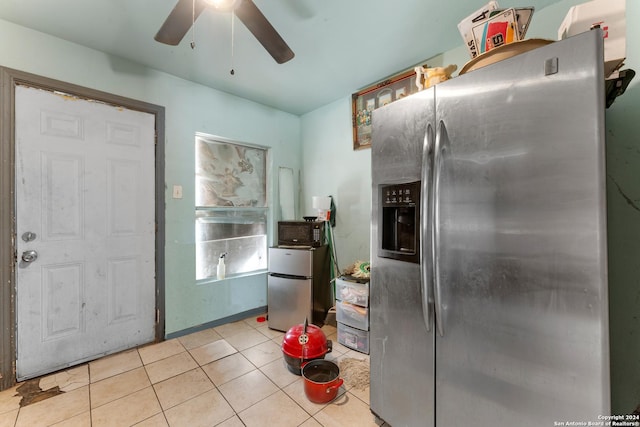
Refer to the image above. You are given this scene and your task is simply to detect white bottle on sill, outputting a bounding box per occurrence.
[217,253,227,280]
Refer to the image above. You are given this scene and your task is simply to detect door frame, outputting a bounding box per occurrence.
[0,67,166,390]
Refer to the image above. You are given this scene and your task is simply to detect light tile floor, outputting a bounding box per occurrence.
[0,315,381,427]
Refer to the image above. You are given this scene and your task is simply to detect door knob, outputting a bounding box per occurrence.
[21,250,38,263]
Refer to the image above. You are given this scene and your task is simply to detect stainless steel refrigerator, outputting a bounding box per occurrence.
[370,30,609,426]
[267,245,331,332]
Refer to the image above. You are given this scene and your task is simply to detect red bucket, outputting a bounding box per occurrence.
[301,359,344,403]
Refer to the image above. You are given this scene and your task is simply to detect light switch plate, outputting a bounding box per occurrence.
[172,185,183,199]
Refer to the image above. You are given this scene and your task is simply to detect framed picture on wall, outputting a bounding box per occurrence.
[351,68,419,150]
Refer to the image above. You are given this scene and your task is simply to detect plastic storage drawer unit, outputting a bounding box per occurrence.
[338,322,370,354]
[336,300,369,331]
[336,278,369,307]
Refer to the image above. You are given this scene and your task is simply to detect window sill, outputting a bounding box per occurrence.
[196,269,268,286]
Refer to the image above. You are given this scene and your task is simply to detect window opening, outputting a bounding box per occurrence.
[195,134,268,280]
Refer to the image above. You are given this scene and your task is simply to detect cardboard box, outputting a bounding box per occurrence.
[513,7,534,40]
[472,8,519,55]
[459,3,536,59]
[558,0,626,77]
[458,1,500,59]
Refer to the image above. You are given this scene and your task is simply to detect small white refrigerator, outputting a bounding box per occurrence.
[267,245,331,332]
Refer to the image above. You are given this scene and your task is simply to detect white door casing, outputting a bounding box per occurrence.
[15,85,156,380]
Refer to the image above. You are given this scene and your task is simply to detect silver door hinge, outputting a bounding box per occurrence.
[156,308,160,324]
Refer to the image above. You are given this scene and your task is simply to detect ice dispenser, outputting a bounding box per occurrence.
[379,181,420,263]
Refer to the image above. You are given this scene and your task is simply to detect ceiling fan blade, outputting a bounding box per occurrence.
[155,0,207,45]
[235,0,295,64]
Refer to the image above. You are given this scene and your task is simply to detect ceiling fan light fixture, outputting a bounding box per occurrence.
[204,0,241,12]
[156,0,294,64]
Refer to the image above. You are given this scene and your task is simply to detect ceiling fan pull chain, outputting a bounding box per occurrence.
[230,10,235,75]
[190,0,196,49]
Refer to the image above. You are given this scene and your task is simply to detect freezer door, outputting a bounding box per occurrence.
[268,246,313,277]
[267,275,313,332]
[370,89,436,427]
[434,30,608,426]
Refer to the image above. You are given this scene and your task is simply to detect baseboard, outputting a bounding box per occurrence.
[165,306,268,340]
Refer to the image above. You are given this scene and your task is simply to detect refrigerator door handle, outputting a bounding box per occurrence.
[420,124,434,332]
[432,121,445,337]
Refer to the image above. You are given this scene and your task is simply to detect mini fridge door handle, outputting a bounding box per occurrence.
[420,124,434,333]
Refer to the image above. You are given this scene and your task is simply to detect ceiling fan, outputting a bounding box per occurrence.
[155,0,295,64]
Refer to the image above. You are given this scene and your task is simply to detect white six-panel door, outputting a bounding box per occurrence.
[15,85,156,380]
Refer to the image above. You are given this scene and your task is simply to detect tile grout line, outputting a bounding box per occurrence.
[87,362,93,427]
[138,348,170,427]
[187,372,240,426]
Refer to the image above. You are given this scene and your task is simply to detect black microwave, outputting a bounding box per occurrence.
[278,221,325,247]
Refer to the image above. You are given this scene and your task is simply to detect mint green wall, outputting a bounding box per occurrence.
[606,0,640,415]
[0,18,302,336]
[300,98,372,271]
[300,0,640,413]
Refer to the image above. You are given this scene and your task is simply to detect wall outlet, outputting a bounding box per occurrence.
[172,185,183,199]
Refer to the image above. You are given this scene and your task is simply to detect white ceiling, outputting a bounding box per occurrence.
[0,0,563,115]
